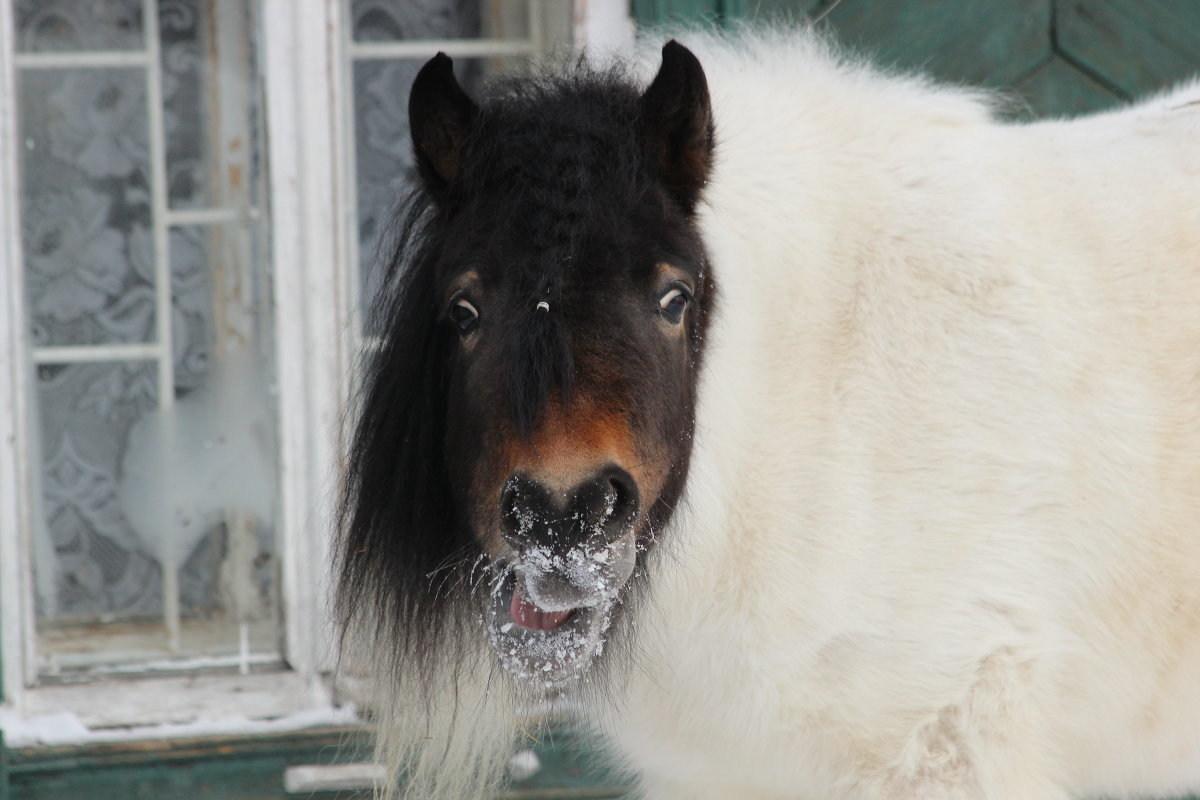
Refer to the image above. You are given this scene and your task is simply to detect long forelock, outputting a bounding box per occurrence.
[461,69,651,436]
[505,306,575,436]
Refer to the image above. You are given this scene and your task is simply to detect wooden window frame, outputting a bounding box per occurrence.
[0,0,351,731]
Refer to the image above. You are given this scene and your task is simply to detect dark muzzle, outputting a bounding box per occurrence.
[500,465,639,554]
[498,465,640,614]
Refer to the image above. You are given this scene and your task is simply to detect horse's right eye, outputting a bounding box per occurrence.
[450,299,479,333]
[658,288,690,325]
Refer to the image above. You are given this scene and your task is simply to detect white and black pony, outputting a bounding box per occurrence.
[337,29,1200,800]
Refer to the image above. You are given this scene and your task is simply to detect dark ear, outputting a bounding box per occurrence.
[409,52,478,196]
[641,40,714,213]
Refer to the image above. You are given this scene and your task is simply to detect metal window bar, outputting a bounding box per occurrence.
[17,0,266,677]
[12,50,151,69]
[347,38,540,60]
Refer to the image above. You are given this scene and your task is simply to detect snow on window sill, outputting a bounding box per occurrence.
[1,671,356,746]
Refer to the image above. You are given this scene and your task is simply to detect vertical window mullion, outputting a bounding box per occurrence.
[262,0,351,676]
[141,0,184,655]
[0,0,33,704]
[527,0,544,55]
[340,0,363,345]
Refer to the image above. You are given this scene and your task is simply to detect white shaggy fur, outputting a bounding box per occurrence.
[362,30,1200,800]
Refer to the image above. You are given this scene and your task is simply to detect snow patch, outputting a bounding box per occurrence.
[508,748,542,781]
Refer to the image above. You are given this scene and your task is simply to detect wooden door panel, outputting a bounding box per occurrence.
[633,0,1200,118]
[1057,1,1200,99]
[1013,53,1126,116]
[819,0,1052,87]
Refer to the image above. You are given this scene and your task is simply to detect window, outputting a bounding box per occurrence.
[0,0,329,731]
[16,0,278,682]
[1,0,620,743]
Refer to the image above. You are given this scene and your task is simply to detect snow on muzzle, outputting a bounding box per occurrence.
[488,467,639,686]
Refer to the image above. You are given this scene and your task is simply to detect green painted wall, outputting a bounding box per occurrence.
[0,725,625,800]
[633,0,806,29]
[2,728,370,800]
[632,0,1200,118]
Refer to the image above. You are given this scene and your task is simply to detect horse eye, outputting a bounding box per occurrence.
[450,298,479,333]
[659,289,689,324]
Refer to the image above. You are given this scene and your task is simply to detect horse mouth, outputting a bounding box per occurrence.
[508,579,575,631]
[487,535,636,689]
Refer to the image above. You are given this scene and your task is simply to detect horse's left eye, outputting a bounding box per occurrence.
[450,298,479,333]
[659,289,689,324]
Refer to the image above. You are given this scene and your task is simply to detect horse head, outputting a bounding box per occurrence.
[340,42,716,688]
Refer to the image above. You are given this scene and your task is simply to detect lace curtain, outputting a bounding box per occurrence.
[17,0,275,671]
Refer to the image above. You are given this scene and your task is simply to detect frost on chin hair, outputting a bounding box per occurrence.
[487,605,612,690]
[485,537,634,691]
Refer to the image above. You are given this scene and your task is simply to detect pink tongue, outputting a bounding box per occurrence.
[510,583,573,631]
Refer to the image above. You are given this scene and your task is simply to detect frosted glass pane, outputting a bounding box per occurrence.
[351,0,532,42]
[16,0,144,52]
[33,227,279,677]
[352,57,419,321]
[35,360,163,622]
[161,0,213,209]
[19,68,154,348]
[352,57,486,329]
[161,0,263,212]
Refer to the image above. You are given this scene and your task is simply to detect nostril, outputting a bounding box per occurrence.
[500,474,553,547]
[501,469,639,551]
[588,466,639,540]
[605,469,637,523]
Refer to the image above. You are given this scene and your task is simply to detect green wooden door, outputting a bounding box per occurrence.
[632,0,1200,117]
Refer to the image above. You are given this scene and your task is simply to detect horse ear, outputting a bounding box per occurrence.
[641,40,714,213]
[409,52,478,195]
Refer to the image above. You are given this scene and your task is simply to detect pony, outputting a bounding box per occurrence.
[336,28,1200,800]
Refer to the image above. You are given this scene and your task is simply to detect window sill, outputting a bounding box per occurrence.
[9,670,341,736]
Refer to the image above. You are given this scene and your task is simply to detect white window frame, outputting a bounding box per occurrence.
[0,0,352,731]
[0,0,629,738]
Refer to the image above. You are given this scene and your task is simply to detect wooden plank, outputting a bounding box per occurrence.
[503,790,627,799]
[819,0,1052,86]
[630,0,1192,122]
[3,726,368,770]
[633,0,825,27]
[507,726,628,797]
[283,762,384,793]
[1056,0,1200,99]
[725,0,826,22]
[16,754,295,800]
[5,728,367,800]
[1012,53,1124,118]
